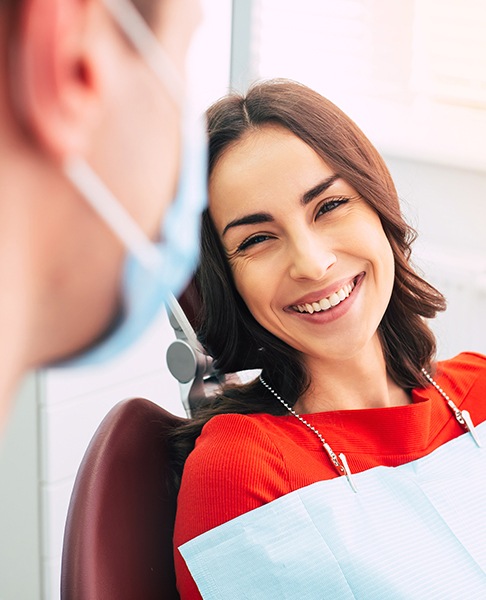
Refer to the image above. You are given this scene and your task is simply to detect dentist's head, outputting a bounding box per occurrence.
[0,0,206,425]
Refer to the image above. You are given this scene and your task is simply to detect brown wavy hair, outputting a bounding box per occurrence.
[170,79,446,485]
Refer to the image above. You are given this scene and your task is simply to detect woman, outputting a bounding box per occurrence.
[172,80,486,599]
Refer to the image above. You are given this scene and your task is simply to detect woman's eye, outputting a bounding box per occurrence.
[316,197,349,218]
[237,234,272,252]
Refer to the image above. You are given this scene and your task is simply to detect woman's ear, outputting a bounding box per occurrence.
[14,0,102,159]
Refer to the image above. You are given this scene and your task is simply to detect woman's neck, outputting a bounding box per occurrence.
[295,339,411,414]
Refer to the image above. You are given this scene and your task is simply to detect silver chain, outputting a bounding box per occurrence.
[421,368,482,447]
[259,376,358,492]
[421,368,465,423]
[259,368,482,494]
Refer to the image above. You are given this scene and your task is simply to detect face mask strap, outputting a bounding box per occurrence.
[63,1,188,270]
[102,0,184,109]
[63,156,162,271]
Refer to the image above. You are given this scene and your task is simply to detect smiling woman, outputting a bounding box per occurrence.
[171,80,486,600]
[197,80,443,387]
[210,125,396,388]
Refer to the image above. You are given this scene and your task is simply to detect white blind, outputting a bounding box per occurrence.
[252,0,486,170]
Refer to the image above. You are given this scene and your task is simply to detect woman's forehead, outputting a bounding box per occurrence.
[212,124,309,174]
[209,126,337,227]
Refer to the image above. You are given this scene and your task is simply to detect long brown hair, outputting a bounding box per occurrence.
[170,79,446,485]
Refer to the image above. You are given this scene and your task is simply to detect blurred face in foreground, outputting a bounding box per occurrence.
[0,0,202,421]
[2,0,202,362]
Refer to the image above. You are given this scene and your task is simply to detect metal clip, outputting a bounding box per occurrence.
[339,453,358,493]
[461,410,482,448]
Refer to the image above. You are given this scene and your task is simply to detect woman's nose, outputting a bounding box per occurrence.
[288,233,337,281]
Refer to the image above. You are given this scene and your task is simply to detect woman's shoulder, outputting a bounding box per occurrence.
[181,412,289,499]
[191,411,283,462]
[435,351,486,405]
[437,351,486,376]
[176,411,290,539]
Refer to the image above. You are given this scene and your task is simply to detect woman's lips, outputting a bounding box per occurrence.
[288,273,364,315]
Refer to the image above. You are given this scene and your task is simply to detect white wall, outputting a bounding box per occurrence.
[385,155,486,360]
[0,376,42,600]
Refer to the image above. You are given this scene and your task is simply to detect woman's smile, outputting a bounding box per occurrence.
[288,272,364,315]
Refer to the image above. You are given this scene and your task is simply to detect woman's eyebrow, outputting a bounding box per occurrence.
[222,212,274,237]
[222,174,340,237]
[301,174,340,205]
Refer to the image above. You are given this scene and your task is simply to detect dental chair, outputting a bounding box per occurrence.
[60,288,215,600]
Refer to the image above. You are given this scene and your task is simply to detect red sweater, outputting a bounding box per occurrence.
[174,352,486,599]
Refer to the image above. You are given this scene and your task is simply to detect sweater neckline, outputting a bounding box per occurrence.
[258,354,481,457]
[266,387,455,456]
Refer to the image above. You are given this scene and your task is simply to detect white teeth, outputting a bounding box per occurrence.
[329,292,340,306]
[319,297,331,310]
[293,280,356,314]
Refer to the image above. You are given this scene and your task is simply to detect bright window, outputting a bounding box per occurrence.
[250,0,486,171]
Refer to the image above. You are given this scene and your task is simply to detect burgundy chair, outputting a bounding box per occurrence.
[60,397,186,600]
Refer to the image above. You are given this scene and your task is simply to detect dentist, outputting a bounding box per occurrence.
[0,0,207,431]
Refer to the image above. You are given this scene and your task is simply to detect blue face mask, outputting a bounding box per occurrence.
[57,0,207,367]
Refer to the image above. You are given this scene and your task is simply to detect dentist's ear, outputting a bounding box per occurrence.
[13,0,103,160]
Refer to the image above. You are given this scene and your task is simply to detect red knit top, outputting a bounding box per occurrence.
[174,352,486,599]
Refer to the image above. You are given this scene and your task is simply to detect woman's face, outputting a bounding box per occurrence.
[209,125,395,364]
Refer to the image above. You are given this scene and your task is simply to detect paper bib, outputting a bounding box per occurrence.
[180,421,486,599]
